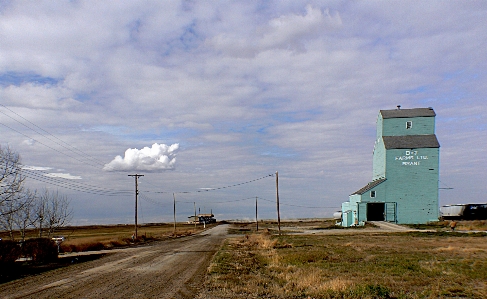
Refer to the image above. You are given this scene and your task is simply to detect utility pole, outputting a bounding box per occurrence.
[256,196,258,231]
[173,193,176,233]
[194,202,197,231]
[128,174,144,239]
[276,171,281,235]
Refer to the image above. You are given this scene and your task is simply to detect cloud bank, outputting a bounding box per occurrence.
[209,5,342,57]
[1,2,486,224]
[103,143,179,172]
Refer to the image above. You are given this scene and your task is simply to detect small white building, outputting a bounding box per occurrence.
[187,213,216,224]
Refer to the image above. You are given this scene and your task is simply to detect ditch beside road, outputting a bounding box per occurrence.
[0,224,229,299]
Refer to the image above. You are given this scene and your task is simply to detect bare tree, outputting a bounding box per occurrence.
[0,147,74,239]
[0,146,25,216]
[0,197,16,240]
[0,146,27,240]
[34,189,73,238]
[13,190,37,241]
[0,189,37,240]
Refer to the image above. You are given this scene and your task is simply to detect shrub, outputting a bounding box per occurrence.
[22,238,58,263]
[0,240,21,265]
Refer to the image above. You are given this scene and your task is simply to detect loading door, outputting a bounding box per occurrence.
[367,203,385,221]
[358,202,367,223]
[385,202,397,223]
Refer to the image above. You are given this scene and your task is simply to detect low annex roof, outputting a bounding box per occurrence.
[383,135,440,149]
[380,107,436,119]
[351,178,386,195]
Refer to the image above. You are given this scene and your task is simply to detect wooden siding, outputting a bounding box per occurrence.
[381,116,435,136]
[384,147,439,223]
[373,138,386,180]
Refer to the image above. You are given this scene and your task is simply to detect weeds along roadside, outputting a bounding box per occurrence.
[203,229,487,299]
[59,223,212,253]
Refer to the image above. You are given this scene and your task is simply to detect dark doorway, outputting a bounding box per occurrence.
[367,203,385,221]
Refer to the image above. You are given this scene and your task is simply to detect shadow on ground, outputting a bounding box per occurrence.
[0,253,106,284]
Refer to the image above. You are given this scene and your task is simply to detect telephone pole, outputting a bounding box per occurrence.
[256,196,258,231]
[276,171,281,235]
[173,193,176,233]
[194,202,197,231]
[128,174,144,239]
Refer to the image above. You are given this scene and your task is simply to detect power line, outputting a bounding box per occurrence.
[1,105,276,200]
[174,196,256,204]
[0,104,110,169]
[9,166,132,196]
[0,121,102,169]
[139,193,165,206]
[145,174,274,194]
[258,196,339,209]
[139,193,337,210]
[0,106,292,211]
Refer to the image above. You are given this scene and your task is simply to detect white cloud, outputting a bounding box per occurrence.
[44,172,82,180]
[260,6,341,49]
[103,143,179,172]
[208,5,341,57]
[22,166,53,171]
[21,139,36,146]
[22,166,81,180]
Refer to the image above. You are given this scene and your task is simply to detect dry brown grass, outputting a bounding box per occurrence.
[409,220,487,231]
[458,220,487,231]
[1,222,212,253]
[204,227,487,298]
[60,236,130,252]
[57,223,210,252]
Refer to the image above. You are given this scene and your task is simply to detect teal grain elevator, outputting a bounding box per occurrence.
[340,107,440,226]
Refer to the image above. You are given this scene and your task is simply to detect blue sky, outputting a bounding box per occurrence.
[1,1,486,225]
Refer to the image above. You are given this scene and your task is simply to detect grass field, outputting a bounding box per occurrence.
[204,221,487,299]
[0,222,211,253]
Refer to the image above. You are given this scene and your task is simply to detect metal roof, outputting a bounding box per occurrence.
[380,107,436,119]
[383,135,440,149]
[351,178,386,195]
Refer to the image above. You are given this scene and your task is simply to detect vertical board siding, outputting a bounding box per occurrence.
[382,117,435,136]
[386,148,439,223]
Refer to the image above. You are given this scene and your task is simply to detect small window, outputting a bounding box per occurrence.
[406,121,412,129]
[370,191,376,198]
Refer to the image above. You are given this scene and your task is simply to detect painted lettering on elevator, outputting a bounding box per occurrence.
[395,150,428,166]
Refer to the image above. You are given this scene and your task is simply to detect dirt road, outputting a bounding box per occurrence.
[0,224,229,299]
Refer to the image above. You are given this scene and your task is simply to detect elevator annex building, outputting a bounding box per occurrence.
[340,107,440,227]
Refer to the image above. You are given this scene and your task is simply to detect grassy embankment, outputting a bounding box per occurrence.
[203,220,487,298]
[0,222,212,253]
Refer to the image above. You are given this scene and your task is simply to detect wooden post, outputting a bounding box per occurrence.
[256,197,259,231]
[173,193,176,233]
[194,202,197,231]
[128,174,144,239]
[276,171,281,235]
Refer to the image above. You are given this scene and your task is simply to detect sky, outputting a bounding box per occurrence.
[1,1,486,225]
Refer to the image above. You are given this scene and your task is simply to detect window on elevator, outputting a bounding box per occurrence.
[406,121,412,129]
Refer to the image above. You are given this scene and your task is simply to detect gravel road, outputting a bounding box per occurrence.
[0,224,229,299]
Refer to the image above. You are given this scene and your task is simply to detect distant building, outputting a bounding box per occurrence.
[187,213,216,224]
[340,107,440,226]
